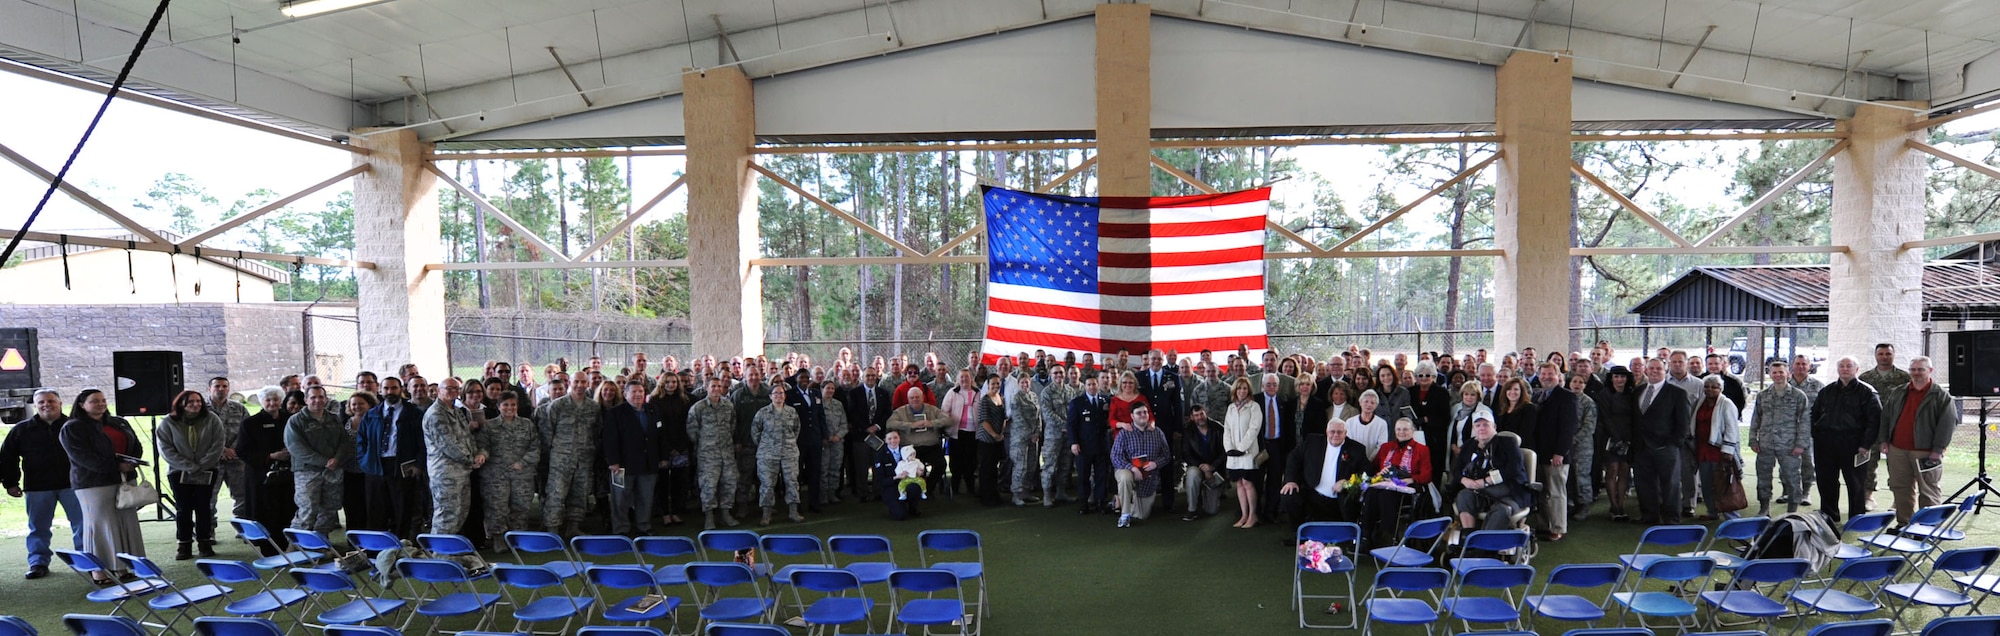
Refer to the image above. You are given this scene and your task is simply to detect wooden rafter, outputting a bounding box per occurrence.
[178,165,371,248]
[1571,130,1843,142]
[426,163,573,263]
[1149,155,1221,194]
[1272,249,1504,259]
[0,229,372,268]
[1152,153,1324,255]
[755,256,985,266]
[748,162,924,257]
[1570,159,1694,248]
[1329,152,1499,253]
[1904,230,2000,251]
[1040,156,1098,193]
[1694,139,1848,247]
[1911,100,2000,132]
[425,259,685,271]
[571,175,686,262]
[428,148,687,161]
[0,141,170,246]
[1571,246,1846,256]
[1910,140,2000,182]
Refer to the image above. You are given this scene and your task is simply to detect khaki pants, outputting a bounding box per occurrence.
[1884,447,1942,525]
[1540,462,1570,534]
[1114,469,1155,520]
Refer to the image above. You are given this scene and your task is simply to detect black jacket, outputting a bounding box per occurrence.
[1496,402,1540,454]
[602,402,661,476]
[1535,386,1580,458]
[1067,393,1111,456]
[1453,433,1532,509]
[1,413,75,492]
[1812,378,1883,441]
[649,393,695,459]
[1254,391,1299,446]
[1283,437,1372,493]
[1635,382,1693,450]
[840,383,891,436]
[1135,367,1184,435]
[1181,422,1226,469]
[59,415,142,490]
[786,388,829,451]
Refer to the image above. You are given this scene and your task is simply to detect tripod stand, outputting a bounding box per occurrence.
[143,415,179,523]
[1948,397,2000,515]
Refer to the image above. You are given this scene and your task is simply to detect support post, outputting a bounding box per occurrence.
[684,66,763,357]
[1830,102,1926,361]
[1095,3,1151,197]
[1493,51,1574,355]
[350,129,446,378]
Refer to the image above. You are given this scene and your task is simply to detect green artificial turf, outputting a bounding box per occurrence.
[0,463,1994,635]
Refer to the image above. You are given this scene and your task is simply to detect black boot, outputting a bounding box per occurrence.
[175,543,193,561]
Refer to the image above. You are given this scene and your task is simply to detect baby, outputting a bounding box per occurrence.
[894,447,929,500]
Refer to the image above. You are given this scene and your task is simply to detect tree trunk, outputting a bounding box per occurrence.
[470,160,490,309]
[892,154,907,348]
[1444,143,1469,354]
[1568,158,1586,354]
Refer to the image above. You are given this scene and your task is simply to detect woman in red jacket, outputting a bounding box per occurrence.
[1360,417,1433,551]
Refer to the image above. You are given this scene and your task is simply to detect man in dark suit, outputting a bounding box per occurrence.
[871,430,924,520]
[1279,419,1371,534]
[785,380,827,513]
[1067,376,1113,514]
[1256,373,1299,520]
[602,381,662,536]
[1633,358,1692,525]
[839,367,892,502]
[1532,362,1580,540]
[355,376,427,536]
[1135,350,1184,512]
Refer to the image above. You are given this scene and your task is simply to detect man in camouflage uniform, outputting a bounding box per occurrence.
[689,377,740,530]
[425,379,487,535]
[729,366,771,518]
[1039,366,1080,507]
[1752,360,1812,515]
[1190,362,1232,430]
[1788,355,1825,504]
[285,386,349,533]
[537,377,599,536]
[476,392,541,539]
[1007,373,1042,506]
[752,383,805,525]
[1857,343,1911,510]
[205,377,251,527]
[818,381,849,504]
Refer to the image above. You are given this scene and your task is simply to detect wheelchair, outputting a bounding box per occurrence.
[1444,431,1542,565]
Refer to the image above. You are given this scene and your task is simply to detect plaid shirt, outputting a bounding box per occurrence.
[1111,426,1172,497]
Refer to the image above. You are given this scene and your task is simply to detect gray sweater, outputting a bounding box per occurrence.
[156,411,227,476]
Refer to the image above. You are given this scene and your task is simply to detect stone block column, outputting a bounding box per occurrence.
[1830,102,1926,361]
[351,128,446,378]
[1095,3,1151,197]
[684,67,763,357]
[1493,51,1574,355]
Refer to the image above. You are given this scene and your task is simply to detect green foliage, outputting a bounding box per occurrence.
[134,172,220,236]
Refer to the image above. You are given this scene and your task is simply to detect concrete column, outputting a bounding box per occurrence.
[1830,102,1926,361]
[1492,51,1574,355]
[1095,3,1151,197]
[350,128,446,377]
[684,67,763,357]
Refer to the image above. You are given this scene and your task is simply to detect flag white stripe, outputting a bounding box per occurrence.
[1098,200,1268,225]
[989,313,1270,343]
[1099,230,1263,254]
[987,283,1264,311]
[1100,260,1264,285]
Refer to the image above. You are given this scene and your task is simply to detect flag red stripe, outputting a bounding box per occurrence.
[1099,275,1263,296]
[1099,246,1263,269]
[988,298,1266,327]
[1097,215,1265,238]
[985,326,1268,356]
[1097,187,1273,210]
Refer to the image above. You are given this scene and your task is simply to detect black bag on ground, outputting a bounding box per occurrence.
[1745,512,1841,572]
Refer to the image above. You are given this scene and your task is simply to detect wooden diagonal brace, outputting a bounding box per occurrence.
[1910,140,2000,182]
[178,165,370,248]
[1571,159,1694,248]
[749,162,924,257]
[0,141,170,246]
[426,163,572,262]
[1149,155,1220,194]
[1330,153,1498,253]
[1040,156,1097,193]
[1693,139,1848,247]
[572,175,686,262]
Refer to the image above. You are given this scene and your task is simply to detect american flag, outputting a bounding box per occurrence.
[979,186,1272,364]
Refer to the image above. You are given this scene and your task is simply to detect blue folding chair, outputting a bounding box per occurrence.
[1370,517,1452,568]
[1804,620,1894,636]
[917,529,986,630]
[58,614,147,636]
[571,535,645,568]
[1905,493,1982,545]
[1448,530,1533,573]
[1680,517,1771,574]
[229,519,323,573]
[702,624,787,636]
[191,616,283,636]
[1919,614,2000,636]
[1884,546,2000,631]
[493,563,596,635]
[1362,567,1450,636]
[1294,522,1362,630]
[1440,564,1535,632]
[1610,556,1716,632]
[1860,505,1954,562]
[758,534,828,618]
[685,562,776,629]
[344,531,404,555]
[1618,526,1709,590]
[0,616,36,636]
[637,536,700,590]
[194,560,312,630]
[1830,513,1898,563]
[51,549,170,624]
[576,628,665,636]
[583,565,679,628]
[789,568,875,635]
[1695,558,1811,630]
[888,569,967,636]
[396,558,503,634]
[828,535,897,588]
[1559,630,1654,636]
[695,531,761,564]
[1525,563,1624,630]
[322,626,402,636]
[120,552,233,634]
[287,567,406,628]
[1786,556,1904,635]
[505,532,591,585]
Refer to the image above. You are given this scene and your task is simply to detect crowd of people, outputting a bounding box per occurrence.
[0,341,1961,586]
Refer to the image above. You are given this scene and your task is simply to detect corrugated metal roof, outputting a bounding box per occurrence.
[1632,263,2000,319]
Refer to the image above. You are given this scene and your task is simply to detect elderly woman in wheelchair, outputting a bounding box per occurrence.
[1452,413,1535,536]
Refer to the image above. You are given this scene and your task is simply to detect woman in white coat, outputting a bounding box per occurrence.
[1222,377,1263,529]
[1693,375,1742,521]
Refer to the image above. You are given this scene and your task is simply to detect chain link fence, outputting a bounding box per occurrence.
[304,305,360,386]
[445,309,693,377]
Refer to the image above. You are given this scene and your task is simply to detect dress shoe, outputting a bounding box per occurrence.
[25,565,49,580]
[198,544,218,557]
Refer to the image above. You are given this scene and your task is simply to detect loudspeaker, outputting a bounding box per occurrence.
[113,350,184,417]
[1947,330,2000,398]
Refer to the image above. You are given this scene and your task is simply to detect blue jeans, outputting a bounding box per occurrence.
[25,488,84,568]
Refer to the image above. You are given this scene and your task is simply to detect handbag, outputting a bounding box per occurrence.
[265,464,294,487]
[116,475,162,510]
[1713,459,1750,514]
[1253,450,1269,467]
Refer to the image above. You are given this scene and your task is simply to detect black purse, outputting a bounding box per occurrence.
[264,464,294,487]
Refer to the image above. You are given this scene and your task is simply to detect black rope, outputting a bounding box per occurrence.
[0,0,175,265]
[126,241,137,294]
[169,243,182,303]
[58,235,71,290]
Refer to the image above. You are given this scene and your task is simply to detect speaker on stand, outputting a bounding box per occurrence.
[1945,330,2000,514]
[114,350,183,522]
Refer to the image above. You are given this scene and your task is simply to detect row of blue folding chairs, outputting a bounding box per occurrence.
[0,614,954,636]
